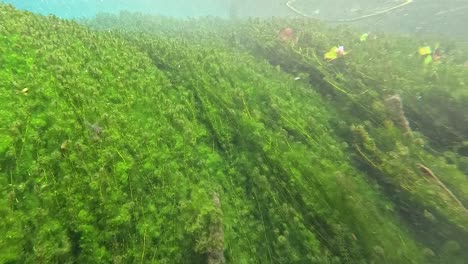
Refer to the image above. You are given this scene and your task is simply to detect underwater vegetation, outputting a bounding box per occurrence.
[1,4,468,264]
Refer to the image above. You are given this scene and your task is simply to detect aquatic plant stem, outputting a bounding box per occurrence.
[353,144,380,169]
[140,228,146,264]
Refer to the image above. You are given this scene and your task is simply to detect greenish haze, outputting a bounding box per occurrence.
[1,4,467,264]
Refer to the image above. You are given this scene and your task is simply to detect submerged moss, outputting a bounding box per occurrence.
[0,4,467,264]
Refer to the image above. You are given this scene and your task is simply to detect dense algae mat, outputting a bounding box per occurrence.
[1,4,468,263]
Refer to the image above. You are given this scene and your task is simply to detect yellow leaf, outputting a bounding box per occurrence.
[324,47,338,61]
[324,51,337,61]
[418,46,432,56]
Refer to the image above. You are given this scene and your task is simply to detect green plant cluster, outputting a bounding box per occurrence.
[1,4,467,264]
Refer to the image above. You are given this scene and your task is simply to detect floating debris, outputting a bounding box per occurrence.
[278,27,298,44]
[60,140,70,150]
[86,121,104,140]
[418,44,442,64]
[324,46,348,62]
[16,88,29,95]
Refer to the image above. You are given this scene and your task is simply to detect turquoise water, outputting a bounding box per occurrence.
[1,0,291,18]
[1,0,229,18]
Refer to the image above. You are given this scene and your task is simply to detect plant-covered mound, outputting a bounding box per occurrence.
[1,4,467,264]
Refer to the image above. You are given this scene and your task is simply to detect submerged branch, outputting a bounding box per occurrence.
[417,163,467,212]
[208,192,225,264]
[286,0,413,22]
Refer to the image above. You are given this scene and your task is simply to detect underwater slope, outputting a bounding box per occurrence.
[87,11,468,261]
[86,12,468,152]
[0,4,467,264]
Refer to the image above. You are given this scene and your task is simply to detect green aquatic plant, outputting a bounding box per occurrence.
[1,3,468,264]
